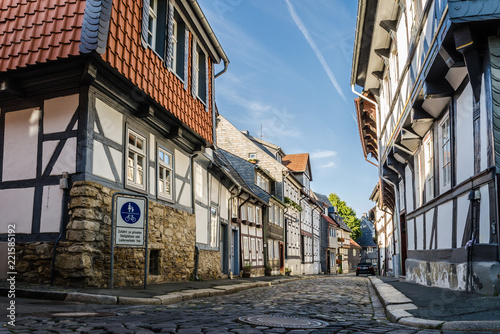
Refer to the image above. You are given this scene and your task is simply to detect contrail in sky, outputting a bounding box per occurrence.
[285,0,346,102]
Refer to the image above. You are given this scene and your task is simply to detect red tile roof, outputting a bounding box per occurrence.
[282,153,309,172]
[0,0,85,72]
[321,213,339,227]
[350,239,362,249]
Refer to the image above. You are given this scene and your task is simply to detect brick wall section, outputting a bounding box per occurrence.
[217,116,287,199]
[103,0,214,144]
[15,181,196,287]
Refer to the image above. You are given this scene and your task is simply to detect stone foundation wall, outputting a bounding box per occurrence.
[406,259,500,295]
[198,249,221,280]
[16,181,195,287]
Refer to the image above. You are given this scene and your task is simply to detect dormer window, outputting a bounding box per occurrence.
[193,42,207,104]
[256,171,270,193]
[249,153,257,160]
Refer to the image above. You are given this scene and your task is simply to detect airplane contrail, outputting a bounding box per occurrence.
[284,0,346,102]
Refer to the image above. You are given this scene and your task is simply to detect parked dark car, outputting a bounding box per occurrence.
[356,262,375,276]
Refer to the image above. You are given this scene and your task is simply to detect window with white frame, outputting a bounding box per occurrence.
[127,129,147,190]
[268,240,274,259]
[248,204,254,222]
[158,147,173,200]
[232,198,238,218]
[144,0,167,56]
[193,43,207,103]
[256,206,261,225]
[210,207,218,247]
[170,11,186,79]
[147,0,158,47]
[424,132,434,200]
[241,203,247,220]
[440,115,451,190]
[399,180,405,210]
[249,153,257,160]
[256,172,270,193]
[269,204,274,223]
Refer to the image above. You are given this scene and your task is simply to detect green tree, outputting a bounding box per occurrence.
[328,193,361,240]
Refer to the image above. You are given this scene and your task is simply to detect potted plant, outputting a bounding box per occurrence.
[285,267,292,276]
[242,262,251,278]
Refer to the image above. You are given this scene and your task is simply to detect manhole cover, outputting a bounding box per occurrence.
[239,315,329,328]
[50,312,115,318]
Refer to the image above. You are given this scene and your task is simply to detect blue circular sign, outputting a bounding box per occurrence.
[120,202,141,224]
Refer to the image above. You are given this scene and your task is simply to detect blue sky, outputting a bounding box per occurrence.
[198,0,378,217]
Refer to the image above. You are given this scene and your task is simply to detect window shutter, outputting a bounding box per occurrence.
[184,27,189,90]
[192,40,198,97]
[166,0,174,68]
[141,0,150,48]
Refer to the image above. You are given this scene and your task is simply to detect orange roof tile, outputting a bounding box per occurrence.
[0,0,85,72]
[282,153,309,172]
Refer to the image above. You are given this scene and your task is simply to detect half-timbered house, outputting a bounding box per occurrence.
[352,0,500,293]
[0,0,228,287]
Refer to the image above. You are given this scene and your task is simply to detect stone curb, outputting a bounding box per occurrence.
[368,276,500,331]
[10,276,309,306]
[65,292,117,305]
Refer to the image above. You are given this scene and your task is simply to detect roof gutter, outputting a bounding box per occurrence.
[350,0,368,86]
[188,0,230,78]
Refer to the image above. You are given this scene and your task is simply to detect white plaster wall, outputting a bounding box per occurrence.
[397,13,408,78]
[42,138,76,175]
[456,193,470,247]
[95,98,123,143]
[43,94,79,134]
[40,185,63,233]
[175,149,191,208]
[437,200,453,249]
[194,162,207,204]
[92,141,122,182]
[407,218,415,250]
[195,204,208,244]
[455,84,474,185]
[425,208,434,249]
[415,214,424,250]
[0,188,35,233]
[210,175,219,205]
[220,188,229,220]
[479,184,490,243]
[149,166,156,196]
[480,74,489,172]
[405,165,414,213]
[3,108,40,181]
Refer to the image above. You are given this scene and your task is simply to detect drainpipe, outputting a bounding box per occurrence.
[51,172,70,286]
[352,85,403,278]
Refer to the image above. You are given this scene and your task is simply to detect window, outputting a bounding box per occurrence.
[269,204,274,223]
[127,129,147,190]
[424,133,434,200]
[210,207,218,247]
[170,10,186,79]
[158,147,173,200]
[256,172,270,193]
[144,0,167,56]
[193,43,207,103]
[248,204,254,222]
[232,198,238,218]
[440,116,451,189]
[249,153,257,159]
[399,180,405,211]
[241,204,247,220]
[256,206,261,225]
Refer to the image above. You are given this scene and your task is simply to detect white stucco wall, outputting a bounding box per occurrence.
[0,188,35,233]
[44,95,79,134]
[407,218,415,250]
[40,185,64,233]
[455,84,474,185]
[456,193,470,247]
[415,214,424,250]
[405,165,414,213]
[3,108,40,181]
[479,184,490,244]
[437,200,453,249]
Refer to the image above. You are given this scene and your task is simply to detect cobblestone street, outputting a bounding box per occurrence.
[3,276,451,334]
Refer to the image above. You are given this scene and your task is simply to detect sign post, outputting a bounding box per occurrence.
[110,193,149,289]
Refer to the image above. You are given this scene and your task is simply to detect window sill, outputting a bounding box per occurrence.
[125,183,148,195]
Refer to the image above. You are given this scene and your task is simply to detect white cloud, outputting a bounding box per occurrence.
[284,0,346,101]
[311,150,337,159]
[320,161,336,168]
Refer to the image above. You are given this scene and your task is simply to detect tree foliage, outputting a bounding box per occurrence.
[328,193,362,241]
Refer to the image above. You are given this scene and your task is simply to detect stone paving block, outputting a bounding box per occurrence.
[386,309,413,323]
[212,285,247,293]
[175,291,197,300]
[375,285,413,306]
[178,289,213,298]
[386,303,418,311]
[397,317,444,329]
[118,296,161,305]
[65,292,117,305]
[155,293,184,305]
[441,320,500,331]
